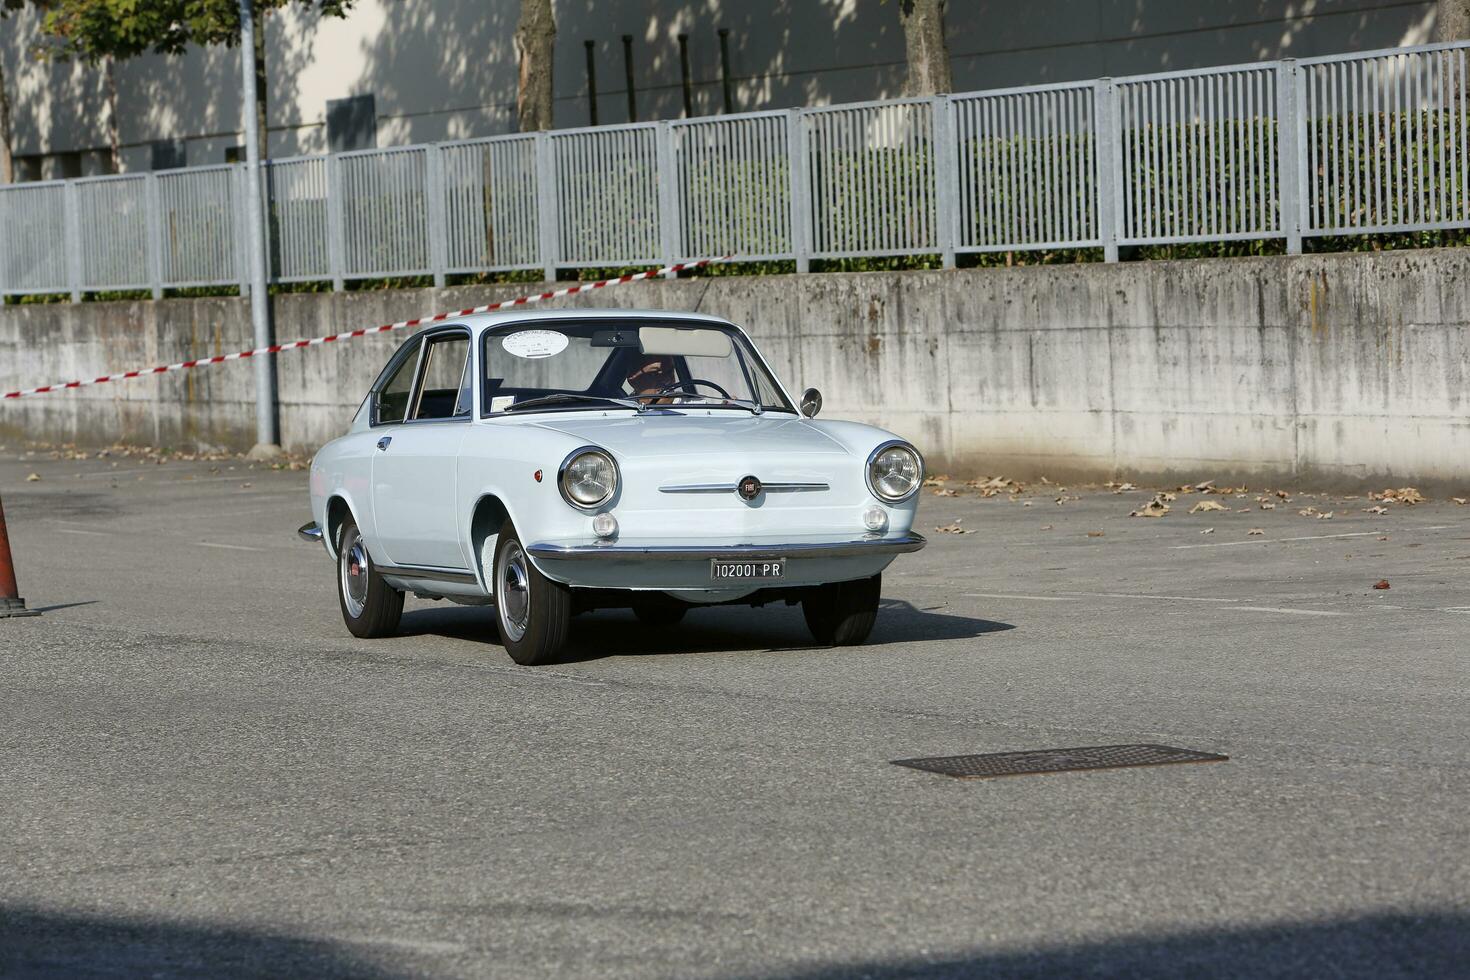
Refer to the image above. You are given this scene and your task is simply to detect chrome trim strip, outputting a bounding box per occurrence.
[659,482,829,494]
[297,521,323,544]
[375,564,480,585]
[527,532,926,561]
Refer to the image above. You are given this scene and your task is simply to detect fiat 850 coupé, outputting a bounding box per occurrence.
[299,309,926,665]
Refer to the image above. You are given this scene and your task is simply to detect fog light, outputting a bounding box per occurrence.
[592,512,618,538]
[862,506,888,532]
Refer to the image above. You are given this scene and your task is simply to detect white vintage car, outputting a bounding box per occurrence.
[299,309,926,664]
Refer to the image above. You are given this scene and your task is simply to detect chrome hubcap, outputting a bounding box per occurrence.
[497,542,531,641]
[339,527,369,619]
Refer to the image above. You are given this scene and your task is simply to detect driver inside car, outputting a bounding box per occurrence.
[624,355,680,402]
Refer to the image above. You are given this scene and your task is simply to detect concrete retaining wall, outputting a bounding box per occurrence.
[2,249,1467,489]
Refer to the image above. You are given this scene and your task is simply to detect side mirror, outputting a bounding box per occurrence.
[800,387,823,418]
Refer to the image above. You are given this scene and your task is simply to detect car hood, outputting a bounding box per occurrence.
[523,412,851,460]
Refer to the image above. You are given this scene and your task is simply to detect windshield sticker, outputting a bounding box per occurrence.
[501,330,569,359]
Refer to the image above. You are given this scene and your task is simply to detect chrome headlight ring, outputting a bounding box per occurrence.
[866,440,923,503]
[558,446,619,510]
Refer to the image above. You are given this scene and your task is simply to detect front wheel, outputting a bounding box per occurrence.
[803,574,881,646]
[493,521,571,665]
[337,516,404,639]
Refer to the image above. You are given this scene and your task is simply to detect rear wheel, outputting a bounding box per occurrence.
[493,521,571,665]
[336,516,404,639]
[803,574,881,646]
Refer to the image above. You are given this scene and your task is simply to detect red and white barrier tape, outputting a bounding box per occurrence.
[2,257,731,400]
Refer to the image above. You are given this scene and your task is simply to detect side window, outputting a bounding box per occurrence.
[374,339,422,425]
[412,334,472,421]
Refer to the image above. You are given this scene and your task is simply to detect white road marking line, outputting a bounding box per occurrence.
[1233,606,1347,617]
[198,541,264,552]
[961,593,1080,602]
[1172,526,1456,550]
[1059,591,1237,603]
[52,527,109,537]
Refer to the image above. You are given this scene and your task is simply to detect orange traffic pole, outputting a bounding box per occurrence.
[0,493,40,619]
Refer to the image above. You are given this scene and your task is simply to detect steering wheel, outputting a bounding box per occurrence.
[649,378,733,400]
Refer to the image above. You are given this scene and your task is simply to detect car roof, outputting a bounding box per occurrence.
[442,308,742,337]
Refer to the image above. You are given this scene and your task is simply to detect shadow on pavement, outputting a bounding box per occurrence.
[0,904,401,979]
[767,910,1470,980]
[3,905,1461,978]
[395,598,1012,664]
[28,600,100,613]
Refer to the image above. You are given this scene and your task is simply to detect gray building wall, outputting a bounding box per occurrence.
[0,0,1442,174]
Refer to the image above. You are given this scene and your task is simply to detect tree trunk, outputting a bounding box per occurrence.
[899,0,952,96]
[1437,0,1470,41]
[0,56,12,184]
[515,0,556,132]
[104,58,120,173]
[253,6,269,156]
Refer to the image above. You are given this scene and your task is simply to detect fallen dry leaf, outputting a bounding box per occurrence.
[1453,497,1468,506]
[1371,487,1426,505]
[1087,531,1105,538]
[1364,505,1390,515]
[1040,524,1055,530]
[934,520,974,534]
[1316,511,1334,520]
[1260,501,1277,510]
[1298,507,1319,517]
[1372,580,1391,590]
[1200,527,1215,535]
[25,472,40,482]
[1189,500,1228,514]
[1109,482,1137,494]
[932,488,959,497]
[1130,494,1172,518]
[1248,528,1265,536]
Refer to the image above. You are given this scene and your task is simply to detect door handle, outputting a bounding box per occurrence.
[376,436,392,451]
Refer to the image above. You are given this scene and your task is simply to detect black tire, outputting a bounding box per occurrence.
[492,520,571,666]
[632,599,688,627]
[803,574,882,646]
[336,515,404,639]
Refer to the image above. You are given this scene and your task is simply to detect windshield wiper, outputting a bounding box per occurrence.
[632,393,764,416]
[502,393,642,413]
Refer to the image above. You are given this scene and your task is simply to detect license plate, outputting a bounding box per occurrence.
[709,558,786,582]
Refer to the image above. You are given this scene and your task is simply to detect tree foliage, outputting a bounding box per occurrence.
[38,0,356,63]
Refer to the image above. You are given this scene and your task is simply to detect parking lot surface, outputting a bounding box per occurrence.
[1,447,1466,978]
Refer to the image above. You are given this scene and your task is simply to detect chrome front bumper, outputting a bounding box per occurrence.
[525,531,925,591]
[526,532,926,561]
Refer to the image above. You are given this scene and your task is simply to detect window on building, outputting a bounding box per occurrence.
[326,94,377,153]
[150,140,187,171]
[13,156,42,182]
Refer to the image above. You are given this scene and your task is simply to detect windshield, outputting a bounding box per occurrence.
[481,320,794,415]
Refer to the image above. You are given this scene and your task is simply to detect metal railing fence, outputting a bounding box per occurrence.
[3,40,1469,300]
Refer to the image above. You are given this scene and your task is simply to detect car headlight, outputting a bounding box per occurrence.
[866,441,923,502]
[559,447,618,509]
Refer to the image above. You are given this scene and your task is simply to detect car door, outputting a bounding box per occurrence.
[371,327,474,569]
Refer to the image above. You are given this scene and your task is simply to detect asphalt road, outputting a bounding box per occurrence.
[1,447,1466,979]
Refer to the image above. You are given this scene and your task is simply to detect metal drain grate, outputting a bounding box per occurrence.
[892,743,1228,779]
